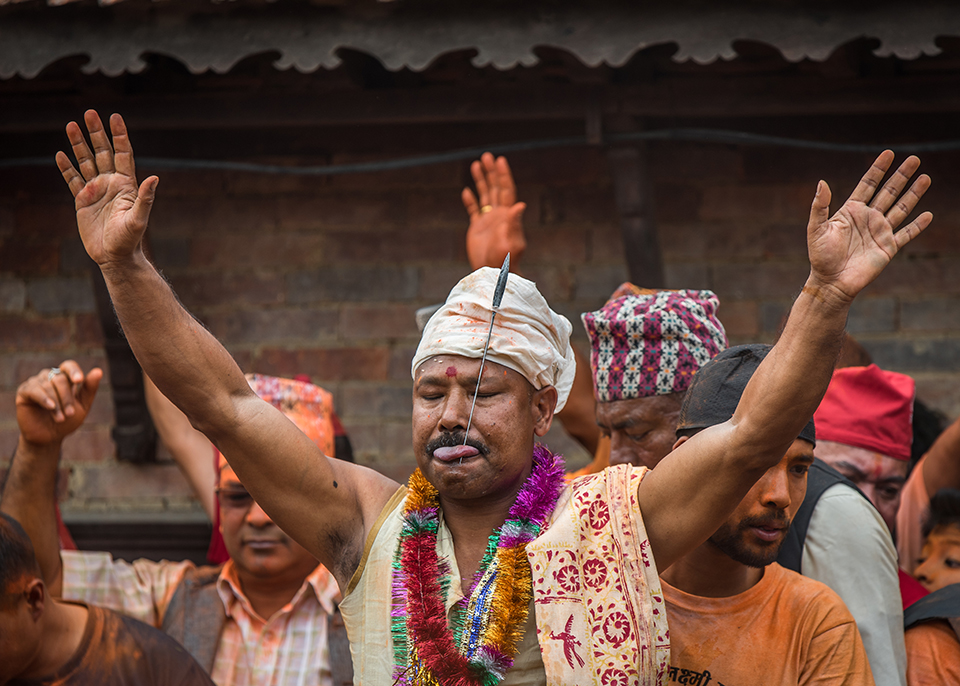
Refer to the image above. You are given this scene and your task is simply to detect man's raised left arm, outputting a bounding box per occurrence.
[639,152,932,571]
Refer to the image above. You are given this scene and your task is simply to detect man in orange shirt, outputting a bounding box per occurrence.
[660,345,874,685]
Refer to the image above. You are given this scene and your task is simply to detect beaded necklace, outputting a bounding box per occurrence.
[391,444,565,686]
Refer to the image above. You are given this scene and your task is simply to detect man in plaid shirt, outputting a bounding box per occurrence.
[2,361,349,686]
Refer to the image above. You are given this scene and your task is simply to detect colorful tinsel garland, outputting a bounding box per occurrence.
[391,444,565,686]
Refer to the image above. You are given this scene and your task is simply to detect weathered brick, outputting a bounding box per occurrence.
[255,347,390,381]
[759,300,792,334]
[328,156,462,190]
[589,222,626,263]
[867,337,960,373]
[664,262,711,291]
[660,222,708,261]
[172,272,285,309]
[0,279,26,313]
[341,304,418,340]
[525,224,591,265]
[81,386,116,426]
[147,168,227,198]
[900,297,960,332]
[760,222,809,258]
[15,202,77,238]
[409,189,474,229]
[847,297,897,334]
[75,313,106,347]
[70,461,194,499]
[741,148,864,184]
[913,372,960,420]
[0,240,59,275]
[339,420,380,461]
[148,237,192,270]
[26,277,95,314]
[339,384,412,420]
[718,299,759,340]
[651,143,743,181]
[654,183,703,223]
[191,233,327,269]
[150,196,278,238]
[204,307,338,344]
[0,205,13,237]
[322,229,462,264]
[552,301,608,341]
[378,421,414,463]
[0,315,71,351]
[59,237,96,273]
[713,261,808,299]
[418,264,469,302]
[544,187,618,226]
[870,257,960,296]
[574,264,630,300]
[287,266,418,303]
[0,428,18,460]
[0,389,16,419]
[61,427,116,463]
[699,183,812,223]
[0,168,63,200]
[505,147,610,187]
[278,193,401,231]
[520,265,575,303]
[225,169,330,196]
[389,346,417,381]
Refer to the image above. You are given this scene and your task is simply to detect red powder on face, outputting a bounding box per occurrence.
[446,366,458,377]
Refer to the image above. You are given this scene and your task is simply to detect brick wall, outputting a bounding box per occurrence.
[1,136,958,517]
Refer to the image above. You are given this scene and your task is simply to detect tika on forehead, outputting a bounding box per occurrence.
[411,262,576,411]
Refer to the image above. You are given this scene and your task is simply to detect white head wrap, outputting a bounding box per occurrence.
[411,268,576,411]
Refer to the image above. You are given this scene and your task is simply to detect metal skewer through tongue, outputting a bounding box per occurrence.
[462,254,510,459]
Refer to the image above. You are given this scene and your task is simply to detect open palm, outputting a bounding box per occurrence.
[56,110,158,268]
[807,151,932,301]
[463,152,527,271]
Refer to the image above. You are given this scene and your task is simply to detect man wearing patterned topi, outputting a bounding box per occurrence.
[54,109,931,684]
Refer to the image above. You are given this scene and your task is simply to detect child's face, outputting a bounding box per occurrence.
[915,524,960,592]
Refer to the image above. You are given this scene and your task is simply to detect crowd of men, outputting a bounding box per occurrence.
[1,109,959,685]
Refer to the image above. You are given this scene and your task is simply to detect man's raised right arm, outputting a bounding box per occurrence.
[56,111,398,586]
[0,361,101,595]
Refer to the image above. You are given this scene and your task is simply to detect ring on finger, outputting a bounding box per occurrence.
[48,367,62,381]
[480,205,493,214]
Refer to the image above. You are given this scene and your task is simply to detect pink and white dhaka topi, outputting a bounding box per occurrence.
[582,286,727,403]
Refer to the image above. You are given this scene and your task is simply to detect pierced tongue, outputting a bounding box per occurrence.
[433,445,480,462]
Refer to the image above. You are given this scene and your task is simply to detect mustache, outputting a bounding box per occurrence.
[425,432,490,457]
[739,510,790,531]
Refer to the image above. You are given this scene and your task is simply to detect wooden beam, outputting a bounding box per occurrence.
[606,119,665,288]
[3,72,960,133]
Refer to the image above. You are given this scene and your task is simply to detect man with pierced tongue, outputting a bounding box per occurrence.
[60,110,933,685]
